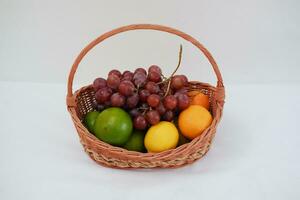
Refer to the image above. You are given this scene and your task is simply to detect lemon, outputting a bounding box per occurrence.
[144,121,179,153]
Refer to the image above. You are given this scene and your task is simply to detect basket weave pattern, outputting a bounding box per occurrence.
[66,24,225,169]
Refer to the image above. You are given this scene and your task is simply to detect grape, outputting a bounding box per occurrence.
[139,89,150,102]
[133,72,147,87]
[156,102,166,115]
[95,87,112,103]
[122,71,133,81]
[133,115,148,130]
[129,108,141,118]
[148,65,162,74]
[110,93,125,107]
[163,110,174,122]
[122,70,131,76]
[108,69,122,78]
[163,95,177,110]
[126,93,139,109]
[171,75,184,90]
[146,110,160,125]
[107,74,120,89]
[122,75,133,81]
[147,94,160,108]
[177,93,190,110]
[118,80,135,96]
[179,75,188,86]
[134,68,147,75]
[145,81,160,94]
[174,88,188,97]
[148,71,161,83]
[93,78,106,91]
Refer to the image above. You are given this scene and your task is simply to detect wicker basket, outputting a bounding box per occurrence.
[66,24,225,169]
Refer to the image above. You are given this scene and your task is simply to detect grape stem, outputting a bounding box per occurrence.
[164,44,183,97]
[160,73,168,80]
[135,85,140,92]
[142,108,148,115]
[138,106,150,115]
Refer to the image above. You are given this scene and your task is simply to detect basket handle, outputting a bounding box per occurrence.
[67,24,225,106]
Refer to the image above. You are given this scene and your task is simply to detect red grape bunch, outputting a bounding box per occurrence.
[92,65,190,130]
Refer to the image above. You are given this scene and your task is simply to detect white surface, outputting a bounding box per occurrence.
[0,82,299,200]
[1,0,300,199]
[0,0,300,85]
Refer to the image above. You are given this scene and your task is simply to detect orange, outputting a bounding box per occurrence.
[190,93,210,110]
[178,105,212,139]
[187,90,201,97]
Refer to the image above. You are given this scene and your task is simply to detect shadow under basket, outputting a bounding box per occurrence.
[66,24,225,169]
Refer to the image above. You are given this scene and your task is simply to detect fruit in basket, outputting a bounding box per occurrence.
[93,78,106,91]
[163,95,177,110]
[145,81,160,94]
[122,71,134,81]
[156,102,166,115]
[92,46,190,127]
[171,75,186,90]
[107,74,121,89]
[146,110,160,125]
[108,69,122,78]
[144,121,179,153]
[139,89,150,102]
[178,105,212,139]
[94,107,133,146]
[148,71,162,82]
[118,80,135,97]
[95,87,112,103]
[134,68,147,75]
[133,71,147,87]
[176,93,190,110]
[178,132,190,146]
[83,111,100,133]
[147,94,160,107]
[133,115,147,130]
[148,65,162,74]
[126,93,139,109]
[123,130,146,152]
[190,93,210,110]
[110,93,126,107]
[187,90,201,97]
[162,110,174,122]
[91,45,195,147]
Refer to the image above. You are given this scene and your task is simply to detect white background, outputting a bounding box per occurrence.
[0,0,300,200]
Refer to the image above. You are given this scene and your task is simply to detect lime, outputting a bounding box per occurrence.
[144,121,179,153]
[123,130,146,152]
[94,107,133,146]
[178,132,190,146]
[83,111,100,133]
